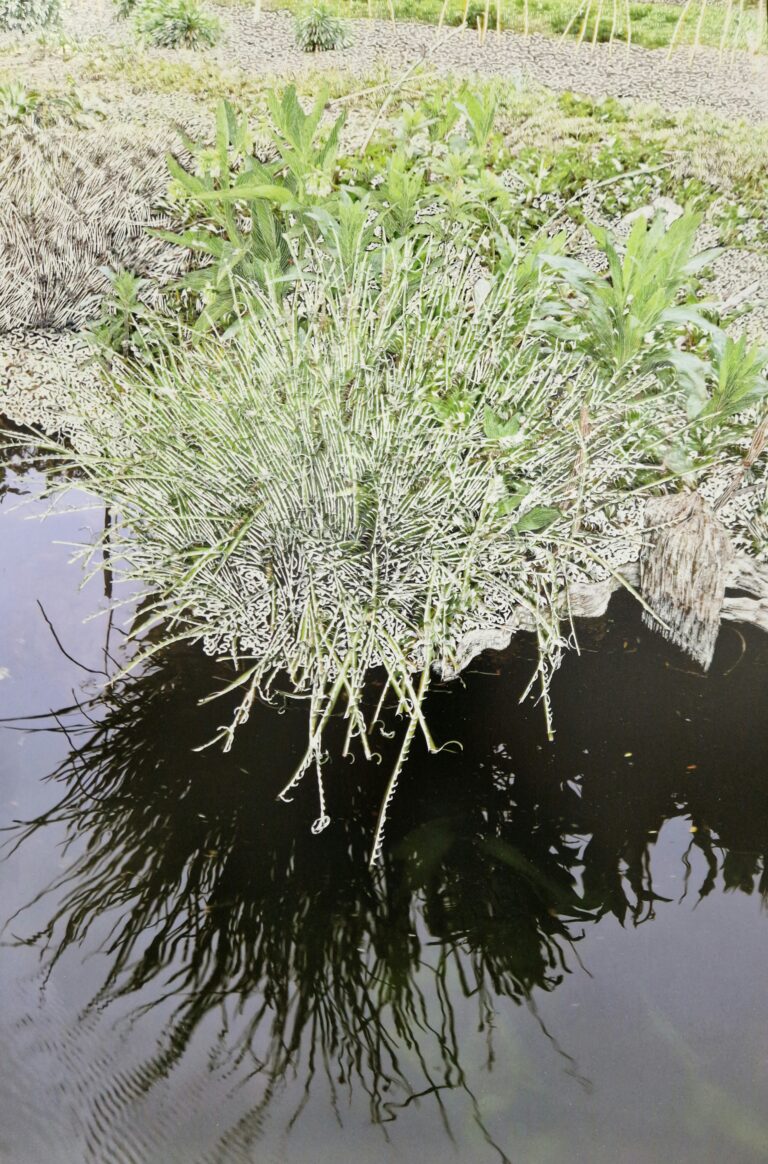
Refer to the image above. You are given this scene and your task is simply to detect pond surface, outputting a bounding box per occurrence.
[2,442,768,1164]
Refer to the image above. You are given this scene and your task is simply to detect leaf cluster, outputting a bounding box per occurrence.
[134,0,221,48]
[0,81,103,132]
[294,4,352,51]
[0,0,59,32]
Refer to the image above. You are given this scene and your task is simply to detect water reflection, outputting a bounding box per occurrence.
[3,601,768,1162]
[4,647,592,1164]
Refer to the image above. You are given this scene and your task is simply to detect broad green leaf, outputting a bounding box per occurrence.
[496,484,531,516]
[483,407,521,440]
[514,506,562,533]
[194,184,294,205]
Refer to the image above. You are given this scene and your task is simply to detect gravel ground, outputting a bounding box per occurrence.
[40,4,768,126]
[221,11,768,125]
[0,329,104,435]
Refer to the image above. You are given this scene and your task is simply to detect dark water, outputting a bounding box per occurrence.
[2,441,768,1164]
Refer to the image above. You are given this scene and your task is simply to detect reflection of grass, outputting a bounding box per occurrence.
[3,646,589,1159]
[4,588,768,1154]
[261,0,768,53]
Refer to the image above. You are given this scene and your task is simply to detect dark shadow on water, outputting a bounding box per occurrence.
[2,594,768,1161]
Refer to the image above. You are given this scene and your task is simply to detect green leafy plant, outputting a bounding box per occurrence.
[0,0,59,32]
[0,81,103,130]
[537,210,721,407]
[151,91,349,332]
[89,268,153,357]
[294,3,351,51]
[113,0,140,17]
[699,333,768,419]
[135,0,221,48]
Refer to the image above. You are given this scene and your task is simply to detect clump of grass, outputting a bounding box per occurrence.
[135,0,221,48]
[113,0,140,19]
[39,219,750,861]
[295,4,352,50]
[18,86,766,862]
[0,0,59,32]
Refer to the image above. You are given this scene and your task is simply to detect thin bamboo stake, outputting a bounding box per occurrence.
[758,0,768,54]
[523,0,529,34]
[730,0,745,65]
[496,0,501,39]
[608,0,618,49]
[483,0,491,43]
[387,0,396,26]
[560,0,587,43]
[689,0,708,62]
[591,0,604,47]
[437,0,449,33]
[717,0,733,60]
[358,51,430,154]
[667,0,693,59]
[577,0,593,45]
[624,0,631,54]
[460,0,470,28]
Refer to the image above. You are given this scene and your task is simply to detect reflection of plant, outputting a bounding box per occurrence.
[295,3,351,51]
[3,646,589,1161]
[5,599,768,1157]
[135,0,221,48]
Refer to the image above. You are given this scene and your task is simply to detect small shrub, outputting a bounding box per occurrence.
[0,0,59,32]
[136,0,221,49]
[294,4,351,51]
[114,0,140,18]
[0,81,103,131]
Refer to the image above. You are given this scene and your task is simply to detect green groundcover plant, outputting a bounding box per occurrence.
[135,0,221,48]
[295,3,352,50]
[0,81,103,130]
[26,86,768,862]
[0,0,59,31]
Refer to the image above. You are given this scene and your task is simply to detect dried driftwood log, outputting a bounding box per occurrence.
[640,491,734,670]
[442,543,768,681]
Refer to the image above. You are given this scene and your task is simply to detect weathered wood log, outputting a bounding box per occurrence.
[640,492,733,671]
[440,552,768,681]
